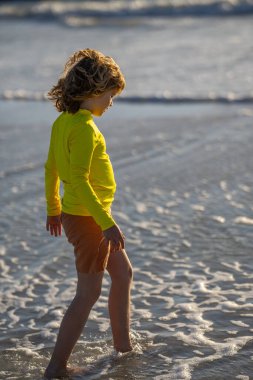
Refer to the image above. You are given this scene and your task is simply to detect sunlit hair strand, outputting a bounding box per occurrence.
[48,48,125,114]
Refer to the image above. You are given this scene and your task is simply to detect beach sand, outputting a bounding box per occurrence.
[1,0,253,376]
[1,100,253,379]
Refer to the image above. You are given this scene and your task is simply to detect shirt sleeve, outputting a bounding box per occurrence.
[69,123,116,231]
[44,125,61,216]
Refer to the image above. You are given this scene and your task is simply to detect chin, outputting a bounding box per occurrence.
[93,111,103,117]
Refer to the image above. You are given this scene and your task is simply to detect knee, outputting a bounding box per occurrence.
[123,264,133,283]
[113,263,133,285]
[76,284,101,306]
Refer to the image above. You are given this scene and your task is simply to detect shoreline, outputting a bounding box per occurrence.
[1,99,252,123]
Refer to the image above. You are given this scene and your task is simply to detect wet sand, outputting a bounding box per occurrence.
[0,101,253,379]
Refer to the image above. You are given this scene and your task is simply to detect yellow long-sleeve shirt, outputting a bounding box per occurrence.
[44,109,116,231]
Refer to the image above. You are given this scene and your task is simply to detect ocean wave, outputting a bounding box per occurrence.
[1,0,253,24]
[1,89,253,104]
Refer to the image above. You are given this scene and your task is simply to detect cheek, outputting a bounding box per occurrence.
[105,98,111,107]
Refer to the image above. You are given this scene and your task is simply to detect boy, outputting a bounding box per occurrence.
[44,49,133,379]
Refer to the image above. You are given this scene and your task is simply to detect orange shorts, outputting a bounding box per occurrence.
[61,212,110,274]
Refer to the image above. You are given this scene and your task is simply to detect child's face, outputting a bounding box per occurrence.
[81,88,118,117]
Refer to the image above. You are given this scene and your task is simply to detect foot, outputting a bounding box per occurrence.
[44,368,69,380]
[44,365,71,380]
[114,345,133,354]
[44,366,87,379]
[44,365,69,379]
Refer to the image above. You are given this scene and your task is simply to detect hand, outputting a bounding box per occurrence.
[46,214,62,237]
[103,224,125,253]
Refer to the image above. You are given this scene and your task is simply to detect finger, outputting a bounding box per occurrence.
[110,241,117,253]
[114,241,122,252]
[46,221,49,231]
[53,225,58,237]
[109,241,115,253]
[56,223,61,236]
[50,225,54,236]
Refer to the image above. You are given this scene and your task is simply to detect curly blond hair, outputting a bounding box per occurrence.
[48,48,125,114]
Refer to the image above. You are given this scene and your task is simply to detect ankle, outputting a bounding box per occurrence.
[44,362,67,379]
[114,345,133,353]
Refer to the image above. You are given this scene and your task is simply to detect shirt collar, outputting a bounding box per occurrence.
[78,108,93,118]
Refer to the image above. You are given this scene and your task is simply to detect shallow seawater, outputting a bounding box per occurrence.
[1,14,253,102]
[0,101,253,379]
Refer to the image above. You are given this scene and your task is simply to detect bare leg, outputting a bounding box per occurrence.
[44,271,104,379]
[106,248,133,352]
